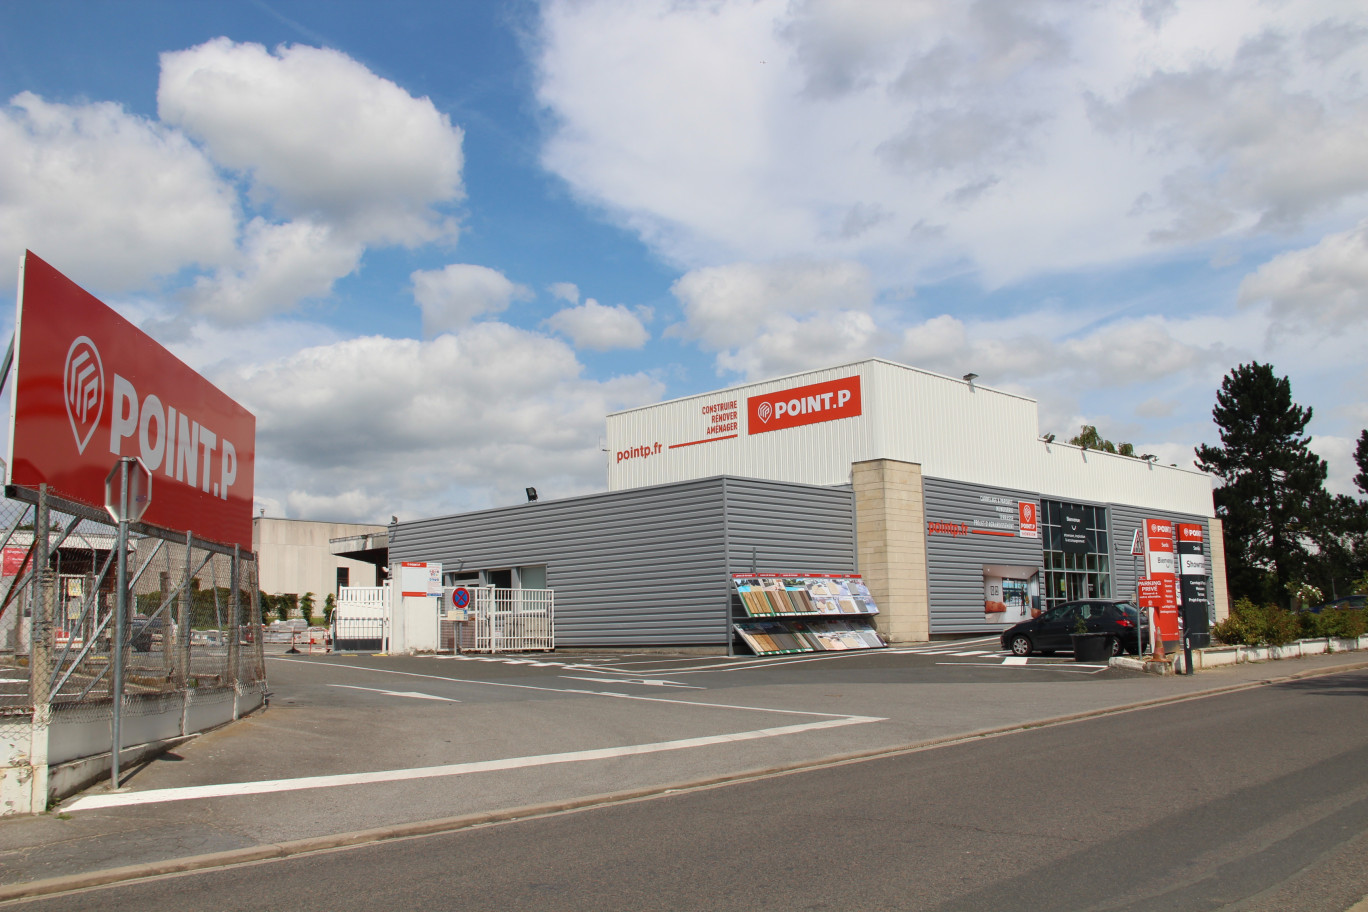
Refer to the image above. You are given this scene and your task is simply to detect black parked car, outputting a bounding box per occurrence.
[1001,599,1148,658]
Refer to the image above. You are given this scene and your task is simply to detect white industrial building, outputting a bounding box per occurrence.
[368,358,1227,652]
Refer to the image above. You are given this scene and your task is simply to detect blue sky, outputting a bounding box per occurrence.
[2,0,1366,523]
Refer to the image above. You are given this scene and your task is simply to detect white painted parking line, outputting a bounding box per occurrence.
[559,676,703,689]
[329,685,460,703]
[936,659,1111,674]
[63,714,885,811]
[949,650,994,656]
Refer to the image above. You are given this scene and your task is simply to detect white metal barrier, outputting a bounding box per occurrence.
[467,587,554,653]
[337,585,389,610]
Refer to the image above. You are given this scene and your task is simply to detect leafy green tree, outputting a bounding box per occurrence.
[323,593,336,627]
[300,592,316,626]
[1195,362,1329,607]
[1067,424,1136,457]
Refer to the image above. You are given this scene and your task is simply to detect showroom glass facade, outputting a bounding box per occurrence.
[1042,500,1111,610]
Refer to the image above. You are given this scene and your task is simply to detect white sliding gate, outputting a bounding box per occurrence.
[466,587,554,653]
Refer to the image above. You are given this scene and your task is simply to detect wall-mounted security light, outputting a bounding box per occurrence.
[526,487,538,502]
[390,515,398,524]
[962,372,978,383]
[1139,454,1156,462]
[1043,433,1055,443]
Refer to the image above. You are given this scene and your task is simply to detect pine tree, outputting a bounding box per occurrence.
[1355,429,1368,495]
[1195,362,1329,606]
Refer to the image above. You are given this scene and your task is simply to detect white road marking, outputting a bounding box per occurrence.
[559,676,703,689]
[937,660,1111,674]
[63,714,884,811]
[1003,657,1029,666]
[271,657,872,718]
[329,684,460,703]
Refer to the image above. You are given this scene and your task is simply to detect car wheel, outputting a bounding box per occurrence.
[1108,636,1123,657]
[1009,634,1032,657]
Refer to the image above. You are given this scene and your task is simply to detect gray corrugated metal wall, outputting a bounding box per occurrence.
[923,477,1044,634]
[722,478,857,576]
[390,476,855,647]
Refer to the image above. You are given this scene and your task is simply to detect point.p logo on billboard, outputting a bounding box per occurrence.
[10,252,256,550]
[64,336,104,454]
[747,374,861,435]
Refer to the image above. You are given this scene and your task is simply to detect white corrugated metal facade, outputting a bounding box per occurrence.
[607,359,1214,518]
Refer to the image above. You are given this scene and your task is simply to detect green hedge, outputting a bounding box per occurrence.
[1298,606,1368,640]
[1210,598,1300,647]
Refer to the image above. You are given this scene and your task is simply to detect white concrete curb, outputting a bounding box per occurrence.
[1111,634,1368,674]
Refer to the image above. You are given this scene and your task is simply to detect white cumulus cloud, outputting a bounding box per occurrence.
[226,325,664,517]
[158,38,465,246]
[411,264,532,335]
[545,299,650,350]
[0,92,238,291]
[1237,219,1368,330]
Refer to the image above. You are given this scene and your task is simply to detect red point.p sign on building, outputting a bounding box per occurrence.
[747,375,862,435]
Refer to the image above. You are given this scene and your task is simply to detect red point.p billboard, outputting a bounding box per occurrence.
[8,252,256,550]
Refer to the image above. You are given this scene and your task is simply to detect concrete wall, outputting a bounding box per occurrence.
[1210,518,1231,622]
[253,517,386,603]
[2,685,263,817]
[853,459,930,644]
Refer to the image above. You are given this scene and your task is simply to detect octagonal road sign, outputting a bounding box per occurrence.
[105,457,152,523]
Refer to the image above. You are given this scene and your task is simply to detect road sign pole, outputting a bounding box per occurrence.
[111,459,130,789]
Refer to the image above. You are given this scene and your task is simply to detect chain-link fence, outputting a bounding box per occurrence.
[0,483,265,757]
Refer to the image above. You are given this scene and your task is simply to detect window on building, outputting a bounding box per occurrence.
[336,566,349,591]
[1041,500,1111,611]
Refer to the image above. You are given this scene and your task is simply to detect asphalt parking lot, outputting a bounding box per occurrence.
[4,639,1366,897]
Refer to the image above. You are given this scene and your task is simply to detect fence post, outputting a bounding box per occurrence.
[25,485,53,812]
[176,532,192,687]
[250,567,264,684]
[28,485,52,709]
[227,545,240,696]
[160,570,174,679]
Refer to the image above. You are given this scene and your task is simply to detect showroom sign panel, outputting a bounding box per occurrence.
[8,252,256,550]
[1143,518,1180,644]
[747,375,861,435]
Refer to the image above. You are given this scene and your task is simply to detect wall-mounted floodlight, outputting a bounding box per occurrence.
[1139,454,1156,462]
[1043,433,1055,443]
[962,372,978,383]
[526,487,538,502]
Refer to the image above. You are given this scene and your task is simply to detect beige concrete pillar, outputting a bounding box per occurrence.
[853,459,930,645]
[1208,517,1231,622]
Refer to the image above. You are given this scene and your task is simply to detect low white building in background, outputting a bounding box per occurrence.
[252,517,387,607]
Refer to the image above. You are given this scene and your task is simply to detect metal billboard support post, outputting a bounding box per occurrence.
[110,461,129,789]
[104,457,151,790]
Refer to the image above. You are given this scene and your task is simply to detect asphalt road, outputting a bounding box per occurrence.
[12,666,1368,911]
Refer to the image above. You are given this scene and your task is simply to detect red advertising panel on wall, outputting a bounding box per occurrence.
[8,252,255,550]
[747,375,861,435]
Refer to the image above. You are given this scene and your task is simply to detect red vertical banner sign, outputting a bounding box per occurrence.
[1143,518,1180,644]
